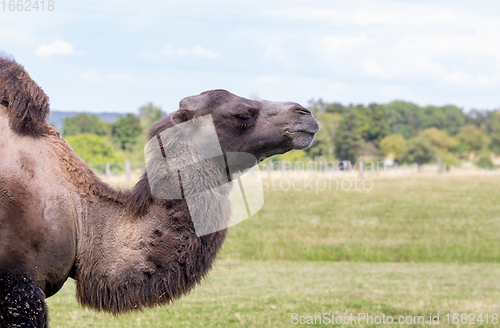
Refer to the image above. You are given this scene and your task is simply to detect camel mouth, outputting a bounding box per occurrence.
[284,128,318,150]
[285,129,317,135]
[285,127,319,136]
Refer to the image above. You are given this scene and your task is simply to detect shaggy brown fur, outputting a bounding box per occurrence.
[46,125,123,203]
[0,56,50,136]
[125,115,177,216]
[0,57,320,326]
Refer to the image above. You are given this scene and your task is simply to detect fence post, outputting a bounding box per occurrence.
[106,163,112,179]
[125,159,131,183]
[359,156,364,177]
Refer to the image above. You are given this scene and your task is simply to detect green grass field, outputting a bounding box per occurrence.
[223,173,500,262]
[46,173,500,327]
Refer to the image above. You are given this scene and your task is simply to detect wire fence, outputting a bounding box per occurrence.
[90,158,500,188]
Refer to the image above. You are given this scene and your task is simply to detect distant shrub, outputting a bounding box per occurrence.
[476,154,494,169]
[65,134,124,173]
[400,137,436,167]
[63,113,110,137]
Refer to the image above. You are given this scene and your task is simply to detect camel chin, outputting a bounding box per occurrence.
[288,131,317,150]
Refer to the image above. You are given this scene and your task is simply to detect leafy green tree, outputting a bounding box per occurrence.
[334,112,364,163]
[367,103,390,144]
[418,105,465,136]
[384,101,465,138]
[465,109,496,134]
[384,101,421,138]
[400,137,436,169]
[139,103,166,128]
[418,128,456,152]
[111,114,143,151]
[419,106,446,132]
[490,111,500,155]
[62,113,110,137]
[455,124,489,155]
[441,105,465,136]
[352,104,372,140]
[379,134,406,158]
[65,134,124,173]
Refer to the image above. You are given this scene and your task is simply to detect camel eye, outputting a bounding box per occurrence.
[234,111,257,129]
[235,113,253,120]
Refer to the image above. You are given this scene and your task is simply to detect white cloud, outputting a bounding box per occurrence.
[0,28,34,41]
[308,2,500,88]
[265,7,346,22]
[259,35,299,70]
[191,45,219,59]
[80,70,134,82]
[359,60,391,80]
[321,35,368,54]
[325,81,348,99]
[160,44,219,59]
[266,3,464,28]
[35,40,75,57]
[257,75,280,84]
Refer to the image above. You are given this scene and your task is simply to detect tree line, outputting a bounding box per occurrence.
[62,100,500,173]
[298,100,500,170]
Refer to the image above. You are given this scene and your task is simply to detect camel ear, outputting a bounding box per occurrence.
[172,108,194,123]
[173,93,208,123]
[179,93,207,111]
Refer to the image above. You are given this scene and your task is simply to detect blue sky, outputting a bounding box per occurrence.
[2,0,500,114]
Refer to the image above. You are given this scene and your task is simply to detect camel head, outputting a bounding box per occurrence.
[142,89,320,236]
[139,89,320,219]
[166,89,320,161]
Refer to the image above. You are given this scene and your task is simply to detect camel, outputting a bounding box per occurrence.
[0,56,320,327]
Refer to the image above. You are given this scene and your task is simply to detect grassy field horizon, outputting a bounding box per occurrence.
[221,173,500,262]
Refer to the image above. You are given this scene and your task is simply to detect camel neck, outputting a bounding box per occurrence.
[73,181,230,313]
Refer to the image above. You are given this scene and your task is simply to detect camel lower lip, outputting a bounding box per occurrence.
[286,130,316,135]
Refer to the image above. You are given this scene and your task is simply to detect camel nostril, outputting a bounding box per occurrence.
[293,107,311,115]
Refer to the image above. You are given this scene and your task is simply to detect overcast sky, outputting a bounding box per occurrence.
[1,0,500,114]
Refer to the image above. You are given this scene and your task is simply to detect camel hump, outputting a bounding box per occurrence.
[0,56,50,136]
